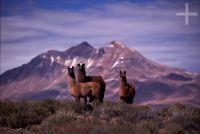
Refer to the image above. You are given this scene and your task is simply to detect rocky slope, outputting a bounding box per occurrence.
[0,41,199,107]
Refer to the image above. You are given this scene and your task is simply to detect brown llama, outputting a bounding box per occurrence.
[67,66,101,105]
[77,62,106,103]
[119,70,135,104]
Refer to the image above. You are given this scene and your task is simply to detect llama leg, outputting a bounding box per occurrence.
[89,96,94,103]
[119,96,126,104]
[129,97,133,104]
[89,96,96,106]
[93,98,100,107]
[83,97,87,105]
[75,97,80,103]
[100,85,105,103]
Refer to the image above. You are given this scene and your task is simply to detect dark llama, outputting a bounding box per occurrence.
[77,62,106,103]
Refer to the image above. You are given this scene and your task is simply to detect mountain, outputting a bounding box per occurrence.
[0,41,200,107]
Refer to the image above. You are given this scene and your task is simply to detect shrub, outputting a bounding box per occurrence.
[0,99,60,129]
[163,123,184,134]
[157,103,200,134]
[1,100,200,134]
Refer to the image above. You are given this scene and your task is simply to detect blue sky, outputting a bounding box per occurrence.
[1,0,200,73]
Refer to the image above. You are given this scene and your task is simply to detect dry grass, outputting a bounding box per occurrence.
[0,100,199,134]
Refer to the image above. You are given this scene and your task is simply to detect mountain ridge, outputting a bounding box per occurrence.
[0,41,199,107]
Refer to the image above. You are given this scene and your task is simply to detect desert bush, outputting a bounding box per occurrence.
[0,99,60,129]
[157,103,200,120]
[157,103,200,134]
[40,99,60,114]
[122,105,157,123]
[163,123,184,134]
[136,119,161,134]
[92,102,125,121]
[36,118,136,134]
[92,102,156,123]
[1,100,200,134]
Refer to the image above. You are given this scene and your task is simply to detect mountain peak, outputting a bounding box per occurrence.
[65,41,96,58]
[110,40,122,45]
[78,41,93,48]
[108,40,127,49]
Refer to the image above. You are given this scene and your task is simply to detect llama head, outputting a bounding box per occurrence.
[120,70,126,82]
[77,62,85,71]
[68,66,74,76]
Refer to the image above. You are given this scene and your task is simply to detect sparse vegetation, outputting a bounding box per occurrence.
[0,100,199,134]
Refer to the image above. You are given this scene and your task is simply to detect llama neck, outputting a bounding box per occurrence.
[120,80,127,88]
[77,69,86,82]
[120,79,129,96]
[68,73,76,88]
[120,77,127,89]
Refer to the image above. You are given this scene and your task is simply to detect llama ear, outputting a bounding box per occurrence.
[120,70,122,74]
[83,63,85,66]
[72,66,74,69]
[124,70,126,74]
[77,64,80,67]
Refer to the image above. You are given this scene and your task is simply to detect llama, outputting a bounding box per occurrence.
[119,70,135,104]
[67,66,101,105]
[77,62,106,103]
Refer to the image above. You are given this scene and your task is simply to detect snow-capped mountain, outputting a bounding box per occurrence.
[0,41,199,107]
